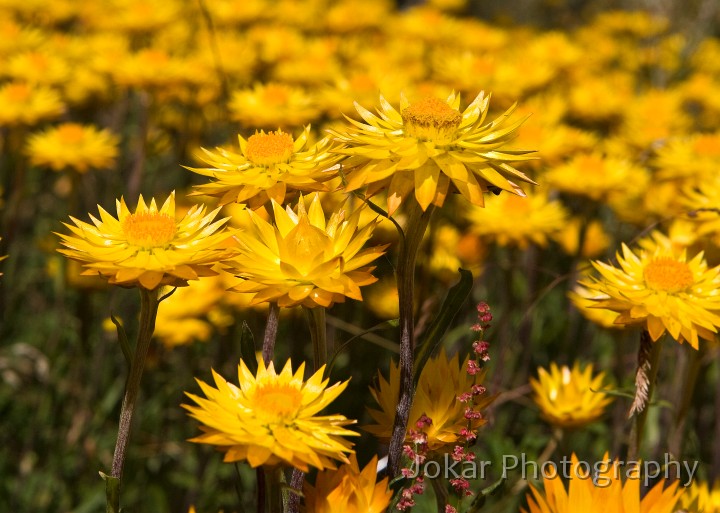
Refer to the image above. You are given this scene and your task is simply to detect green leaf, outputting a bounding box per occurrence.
[413,268,473,385]
[238,321,258,375]
[99,471,121,513]
[110,314,131,367]
[468,476,506,512]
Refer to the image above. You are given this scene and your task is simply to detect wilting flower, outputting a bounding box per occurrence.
[582,243,720,348]
[227,194,386,308]
[183,358,357,471]
[522,453,682,513]
[187,126,343,208]
[329,91,536,214]
[530,362,613,429]
[365,350,495,450]
[304,455,392,513]
[26,123,119,173]
[56,192,236,290]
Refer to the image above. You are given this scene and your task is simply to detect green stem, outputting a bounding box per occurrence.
[106,287,160,512]
[304,306,327,372]
[263,466,284,513]
[388,197,434,478]
[430,475,450,512]
[628,331,662,461]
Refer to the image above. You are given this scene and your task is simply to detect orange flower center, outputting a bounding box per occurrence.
[122,212,176,248]
[643,257,694,293]
[246,131,294,166]
[401,97,462,144]
[55,123,86,144]
[250,382,302,421]
[501,194,531,214]
[693,135,720,158]
[5,83,30,102]
[262,84,290,106]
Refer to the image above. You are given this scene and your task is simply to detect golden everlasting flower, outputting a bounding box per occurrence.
[228,82,320,128]
[530,362,613,428]
[183,358,357,471]
[304,455,392,513]
[654,132,720,185]
[26,123,119,173]
[681,480,720,512]
[56,192,236,290]
[0,81,64,126]
[544,152,648,203]
[187,126,343,208]
[365,350,495,450]
[227,195,386,308]
[522,454,682,513]
[330,91,536,214]
[465,189,568,249]
[583,244,720,348]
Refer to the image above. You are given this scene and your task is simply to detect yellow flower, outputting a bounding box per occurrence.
[522,454,682,513]
[465,188,568,249]
[654,132,720,185]
[582,243,720,348]
[0,81,64,126]
[681,479,720,512]
[227,194,386,308]
[228,82,320,129]
[530,362,613,429]
[154,275,229,348]
[365,350,495,451]
[56,192,236,290]
[26,123,119,173]
[187,126,343,208]
[304,455,392,513]
[553,218,611,259]
[183,358,357,471]
[330,91,536,214]
[544,152,648,203]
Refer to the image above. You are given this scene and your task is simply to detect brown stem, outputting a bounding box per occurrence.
[388,198,434,478]
[627,330,662,461]
[262,302,280,365]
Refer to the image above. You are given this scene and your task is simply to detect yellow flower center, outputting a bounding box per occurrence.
[250,382,302,422]
[502,194,531,214]
[246,131,294,166]
[55,123,86,145]
[643,257,694,293]
[122,212,176,248]
[401,97,462,144]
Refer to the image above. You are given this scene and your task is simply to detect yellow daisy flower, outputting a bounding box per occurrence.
[365,350,495,451]
[183,358,357,471]
[56,192,236,290]
[553,218,611,259]
[0,81,64,126]
[522,453,682,513]
[228,82,320,129]
[653,132,720,185]
[465,188,568,249]
[26,123,119,173]
[568,283,623,330]
[681,479,720,512]
[304,455,392,513]
[187,126,343,208]
[329,91,536,214]
[582,243,720,348]
[227,194,386,308]
[530,362,613,429]
[544,152,649,203]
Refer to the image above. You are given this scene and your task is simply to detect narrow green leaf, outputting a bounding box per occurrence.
[413,268,473,385]
[110,314,132,367]
[468,476,506,512]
